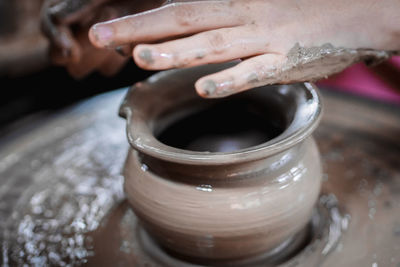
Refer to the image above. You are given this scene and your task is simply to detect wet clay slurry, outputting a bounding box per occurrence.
[282,43,393,82]
[119,64,323,262]
[138,49,155,65]
[207,44,397,98]
[0,88,400,266]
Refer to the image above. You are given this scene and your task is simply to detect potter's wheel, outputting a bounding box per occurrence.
[0,88,399,266]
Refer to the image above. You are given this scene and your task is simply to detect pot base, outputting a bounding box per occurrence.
[81,195,344,267]
[128,197,344,266]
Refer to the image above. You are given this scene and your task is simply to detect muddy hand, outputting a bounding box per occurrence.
[41,0,111,63]
[89,0,400,98]
[41,0,165,78]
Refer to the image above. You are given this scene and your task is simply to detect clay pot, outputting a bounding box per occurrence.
[119,64,323,262]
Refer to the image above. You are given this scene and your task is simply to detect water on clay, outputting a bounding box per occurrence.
[156,98,284,152]
[0,89,400,266]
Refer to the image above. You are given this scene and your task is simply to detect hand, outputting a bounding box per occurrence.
[40,0,164,78]
[89,0,400,97]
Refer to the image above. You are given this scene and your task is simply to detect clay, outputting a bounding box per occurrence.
[201,79,217,96]
[195,50,206,59]
[114,45,132,57]
[2,88,400,266]
[138,48,154,65]
[119,63,323,262]
[204,43,397,98]
[281,42,394,82]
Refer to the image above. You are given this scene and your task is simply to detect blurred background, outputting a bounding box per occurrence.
[0,0,154,137]
[1,0,399,138]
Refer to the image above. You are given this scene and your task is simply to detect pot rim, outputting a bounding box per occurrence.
[119,66,322,166]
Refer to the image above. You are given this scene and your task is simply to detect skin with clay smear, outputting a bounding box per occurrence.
[87,0,400,98]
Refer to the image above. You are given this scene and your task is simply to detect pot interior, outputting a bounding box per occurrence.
[154,87,292,153]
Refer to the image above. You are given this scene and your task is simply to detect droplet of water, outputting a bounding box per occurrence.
[196,184,213,192]
[141,164,148,172]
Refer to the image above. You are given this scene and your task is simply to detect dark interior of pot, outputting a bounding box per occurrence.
[154,86,297,153]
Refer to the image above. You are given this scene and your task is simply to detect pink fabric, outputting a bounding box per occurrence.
[317,56,400,104]
[390,56,400,69]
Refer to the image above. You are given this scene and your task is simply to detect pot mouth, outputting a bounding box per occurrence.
[119,63,322,165]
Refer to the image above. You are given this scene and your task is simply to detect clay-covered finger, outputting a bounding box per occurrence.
[132,26,268,70]
[89,1,244,48]
[195,54,286,98]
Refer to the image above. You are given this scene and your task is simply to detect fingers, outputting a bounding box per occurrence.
[47,0,111,24]
[132,25,268,70]
[66,47,110,79]
[41,0,83,63]
[66,47,127,78]
[42,0,127,64]
[195,53,287,98]
[47,25,82,64]
[89,1,245,48]
[64,28,116,78]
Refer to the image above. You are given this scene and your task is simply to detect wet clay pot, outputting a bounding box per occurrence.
[119,63,323,262]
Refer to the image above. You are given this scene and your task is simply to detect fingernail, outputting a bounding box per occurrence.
[138,48,154,65]
[201,80,217,96]
[93,25,113,44]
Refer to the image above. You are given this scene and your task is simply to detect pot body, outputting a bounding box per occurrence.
[120,63,323,261]
[123,137,321,260]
